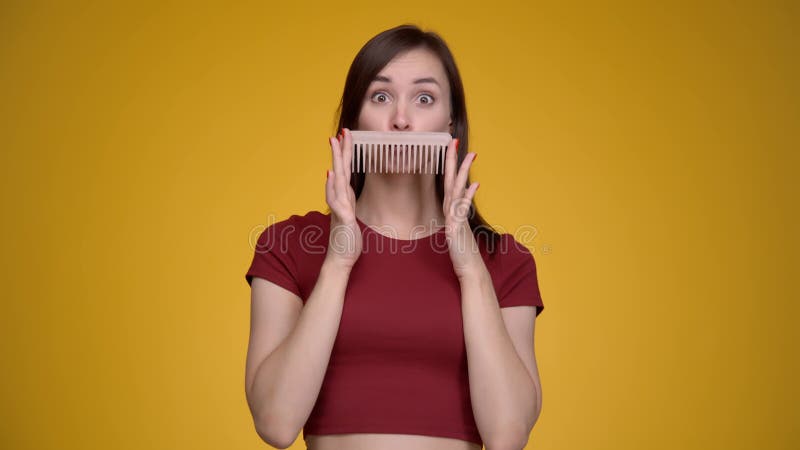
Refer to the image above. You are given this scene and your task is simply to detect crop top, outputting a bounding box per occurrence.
[244,210,544,447]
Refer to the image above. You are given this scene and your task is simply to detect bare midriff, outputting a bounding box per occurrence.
[305,433,482,450]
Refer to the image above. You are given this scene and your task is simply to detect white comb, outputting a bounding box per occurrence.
[349,131,453,174]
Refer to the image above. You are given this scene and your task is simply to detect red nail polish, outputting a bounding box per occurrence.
[326,170,329,179]
[454,138,460,150]
[473,153,477,162]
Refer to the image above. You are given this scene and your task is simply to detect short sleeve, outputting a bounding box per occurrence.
[245,216,303,299]
[496,234,545,316]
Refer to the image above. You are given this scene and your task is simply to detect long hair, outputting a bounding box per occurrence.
[332,24,502,253]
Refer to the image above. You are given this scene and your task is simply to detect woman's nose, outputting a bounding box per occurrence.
[391,103,411,131]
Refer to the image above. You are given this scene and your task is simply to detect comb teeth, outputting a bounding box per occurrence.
[349,131,452,174]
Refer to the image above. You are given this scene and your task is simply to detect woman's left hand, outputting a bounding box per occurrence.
[443,138,482,280]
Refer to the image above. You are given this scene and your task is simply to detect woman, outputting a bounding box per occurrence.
[245,25,545,450]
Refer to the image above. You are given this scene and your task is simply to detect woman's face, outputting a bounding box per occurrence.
[357,47,453,133]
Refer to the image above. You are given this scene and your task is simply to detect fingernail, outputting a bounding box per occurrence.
[326,170,329,180]
[473,153,477,162]
[454,138,460,150]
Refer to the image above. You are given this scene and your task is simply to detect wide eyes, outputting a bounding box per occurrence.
[371,92,390,103]
[369,91,435,105]
[418,93,434,104]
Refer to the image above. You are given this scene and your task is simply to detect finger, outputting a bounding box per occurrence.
[342,128,353,185]
[330,136,345,198]
[447,182,478,222]
[443,138,458,197]
[463,181,479,208]
[325,169,336,209]
[453,152,476,201]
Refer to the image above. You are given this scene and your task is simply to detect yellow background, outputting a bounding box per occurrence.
[1,1,797,449]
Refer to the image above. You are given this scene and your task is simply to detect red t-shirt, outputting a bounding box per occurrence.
[245,210,544,447]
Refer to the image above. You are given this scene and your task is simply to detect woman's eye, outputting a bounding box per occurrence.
[418,94,435,104]
[371,92,390,103]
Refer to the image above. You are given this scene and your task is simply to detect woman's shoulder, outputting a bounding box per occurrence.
[479,230,544,311]
[266,209,330,229]
[292,210,330,241]
[255,209,329,248]
[256,210,330,258]
[479,230,536,267]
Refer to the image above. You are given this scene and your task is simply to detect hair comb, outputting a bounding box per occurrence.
[349,131,453,174]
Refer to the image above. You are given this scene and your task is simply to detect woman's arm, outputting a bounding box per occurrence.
[246,259,352,448]
[460,267,541,450]
[248,129,361,447]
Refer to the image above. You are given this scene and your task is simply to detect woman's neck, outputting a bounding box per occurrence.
[355,173,445,239]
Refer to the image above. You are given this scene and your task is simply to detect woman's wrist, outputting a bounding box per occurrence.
[321,255,355,277]
[456,263,491,286]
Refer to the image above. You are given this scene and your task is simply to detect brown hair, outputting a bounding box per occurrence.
[333,24,502,253]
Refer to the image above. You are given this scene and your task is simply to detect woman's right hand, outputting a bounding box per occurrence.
[324,128,362,270]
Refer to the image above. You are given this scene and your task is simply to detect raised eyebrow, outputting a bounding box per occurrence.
[372,75,441,86]
[412,77,440,86]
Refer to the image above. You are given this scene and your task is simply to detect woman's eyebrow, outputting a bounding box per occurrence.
[372,75,440,86]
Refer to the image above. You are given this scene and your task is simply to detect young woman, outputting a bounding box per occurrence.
[245,25,545,450]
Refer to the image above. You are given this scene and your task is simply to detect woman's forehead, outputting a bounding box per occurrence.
[376,48,448,85]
